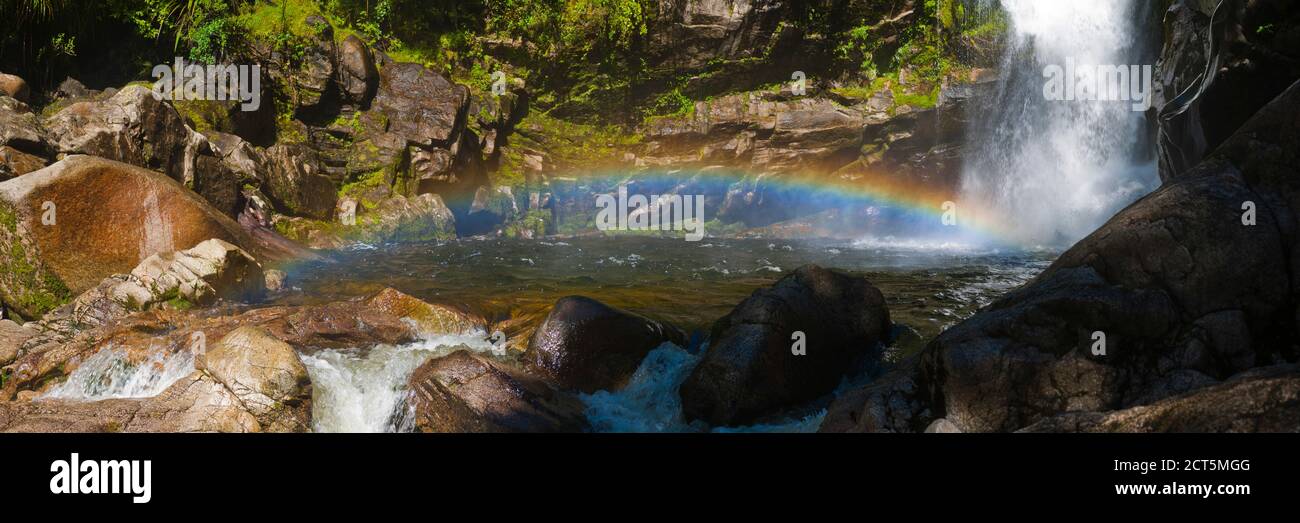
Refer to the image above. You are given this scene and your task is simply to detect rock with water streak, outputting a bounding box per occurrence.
[0,155,265,320]
[680,265,890,426]
[525,296,686,393]
[407,350,587,433]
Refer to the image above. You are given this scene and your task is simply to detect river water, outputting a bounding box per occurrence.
[279,236,1053,432]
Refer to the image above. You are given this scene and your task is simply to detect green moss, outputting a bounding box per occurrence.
[0,219,73,318]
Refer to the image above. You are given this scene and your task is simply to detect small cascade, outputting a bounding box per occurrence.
[41,345,195,400]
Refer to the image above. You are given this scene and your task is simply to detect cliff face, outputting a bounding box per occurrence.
[822,0,1300,433]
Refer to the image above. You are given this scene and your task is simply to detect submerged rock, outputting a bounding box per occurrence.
[407,350,587,433]
[525,296,687,393]
[680,264,890,426]
[365,287,483,337]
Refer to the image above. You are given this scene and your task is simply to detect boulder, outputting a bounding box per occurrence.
[337,34,379,107]
[259,299,417,351]
[365,288,483,337]
[0,156,262,319]
[524,296,686,393]
[350,193,458,243]
[263,143,338,220]
[407,350,588,433]
[0,96,48,156]
[197,326,312,431]
[680,265,890,426]
[0,146,46,180]
[0,319,33,366]
[43,85,200,183]
[369,62,468,148]
[462,185,518,234]
[0,73,29,103]
[115,238,266,309]
[1020,365,1300,433]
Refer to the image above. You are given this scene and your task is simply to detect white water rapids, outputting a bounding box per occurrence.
[959,0,1158,247]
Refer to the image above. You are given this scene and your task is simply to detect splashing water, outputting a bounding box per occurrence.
[582,343,825,433]
[41,345,195,400]
[960,0,1158,246]
[300,331,498,433]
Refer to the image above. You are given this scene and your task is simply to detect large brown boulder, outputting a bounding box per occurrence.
[0,156,263,319]
[524,296,686,393]
[407,350,588,433]
[680,265,890,426]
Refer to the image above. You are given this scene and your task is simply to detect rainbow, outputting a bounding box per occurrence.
[545,167,1029,247]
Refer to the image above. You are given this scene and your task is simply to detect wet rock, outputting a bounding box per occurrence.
[680,265,890,426]
[407,350,588,433]
[525,296,687,393]
[263,143,338,220]
[337,34,378,107]
[0,73,29,103]
[43,85,200,182]
[365,288,483,337]
[259,299,417,351]
[0,156,263,319]
[1020,365,1300,433]
[197,326,312,432]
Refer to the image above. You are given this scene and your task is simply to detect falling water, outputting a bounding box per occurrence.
[41,345,195,400]
[959,0,1158,246]
[300,332,500,433]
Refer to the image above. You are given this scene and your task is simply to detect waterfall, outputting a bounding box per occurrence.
[959,0,1158,246]
[41,345,195,400]
[300,332,499,433]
